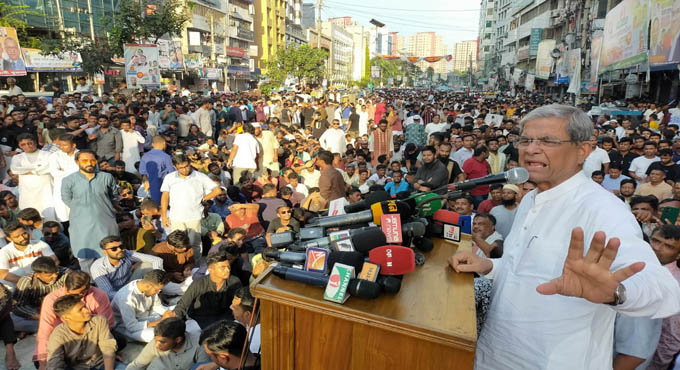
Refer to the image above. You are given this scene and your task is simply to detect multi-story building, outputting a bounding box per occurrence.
[478,0,497,77]
[285,0,306,47]
[321,21,353,86]
[327,18,369,82]
[391,33,406,56]
[301,2,316,29]
[226,0,256,92]
[254,0,286,71]
[407,32,448,74]
[452,40,478,73]
[369,27,390,57]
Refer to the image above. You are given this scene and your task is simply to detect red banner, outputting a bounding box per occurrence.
[226,46,247,58]
[423,56,442,63]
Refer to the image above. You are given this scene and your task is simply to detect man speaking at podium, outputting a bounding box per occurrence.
[449,105,680,370]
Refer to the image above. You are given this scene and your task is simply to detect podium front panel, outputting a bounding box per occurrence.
[251,237,477,370]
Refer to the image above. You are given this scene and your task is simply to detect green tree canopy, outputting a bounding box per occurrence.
[264,44,328,87]
[108,0,191,55]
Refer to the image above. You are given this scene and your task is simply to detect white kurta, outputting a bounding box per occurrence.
[319,128,347,155]
[10,150,54,219]
[358,111,369,137]
[48,150,79,222]
[120,130,145,173]
[476,172,680,370]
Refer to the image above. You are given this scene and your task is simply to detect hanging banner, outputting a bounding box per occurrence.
[535,39,555,80]
[406,56,421,63]
[512,68,523,84]
[0,27,26,76]
[529,28,542,57]
[198,68,222,80]
[600,0,650,72]
[586,35,603,92]
[124,44,161,89]
[184,53,202,69]
[649,0,680,65]
[525,74,535,91]
[377,54,400,60]
[371,66,380,78]
[156,40,184,71]
[556,48,581,84]
[423,56,443,63]
[22,48,83,72]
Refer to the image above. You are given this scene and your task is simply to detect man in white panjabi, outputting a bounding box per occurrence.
[10,133,55,219]
[120,119,145,173]
[449,105,680,370]
[48,134,79,223]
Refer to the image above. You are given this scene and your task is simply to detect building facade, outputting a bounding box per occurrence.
[285,0,306,47]
[321,22,353,86]
[254,0,286,71]
[226,0,257,92]
[452,40,478,72]
[407,32,448,74]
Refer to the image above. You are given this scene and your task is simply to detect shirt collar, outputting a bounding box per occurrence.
[533,171,588,206]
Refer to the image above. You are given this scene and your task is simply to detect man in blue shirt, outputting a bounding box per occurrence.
[139,136,174,203]
[384,170,409,196]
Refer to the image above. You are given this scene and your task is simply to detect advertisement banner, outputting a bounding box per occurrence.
[124,44,161,89]
[556,48,581,84]
[525,74,535,91]
[648,0,680,65]
[590,36,603,84]
[22,48,83,72]
[0,27,26,76]
[198,68,221,80]
[156,40,184,70]
[535,39,555,80]
[600,0,650,72]
[184,54,202,69]
[529,28,542,57]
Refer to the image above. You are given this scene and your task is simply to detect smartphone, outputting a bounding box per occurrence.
[661,207,680,225]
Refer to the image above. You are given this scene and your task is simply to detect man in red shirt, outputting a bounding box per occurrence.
[477,183,503,213]
[463,146,491,208]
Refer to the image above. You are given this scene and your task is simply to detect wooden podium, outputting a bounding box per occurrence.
[250,237,477,370]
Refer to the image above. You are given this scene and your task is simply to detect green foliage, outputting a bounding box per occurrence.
[370,57,408,86]
[107,0,190,55]
[353,77,371,88]
[264,44,328,87]
[0,2,41,31]
[259,82,277,96]
[426,66,434,81]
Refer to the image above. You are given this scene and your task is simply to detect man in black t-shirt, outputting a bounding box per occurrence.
[265,205,300,247]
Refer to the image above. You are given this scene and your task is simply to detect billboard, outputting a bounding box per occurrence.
[124,44,161,89]
[600,0,650,72]
[184,53,202,69]
[0,27,26,76]
[22,48,83,72]
[529,28,542,57]
[535,39,555,80]
[648,0,680,65]
[157,40,184,70]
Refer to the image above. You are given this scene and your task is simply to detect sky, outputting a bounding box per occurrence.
[320,0,481,54]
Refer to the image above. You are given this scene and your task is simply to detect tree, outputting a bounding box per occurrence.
[370,57,408,86]
[107,0,191,56]
[0,1,42,48]
[264,44,328,87]
[42,36,114,75]
[426,66,434,82]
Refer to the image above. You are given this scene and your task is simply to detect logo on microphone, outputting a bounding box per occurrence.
[324,263,355,304]
[305,248,329,274]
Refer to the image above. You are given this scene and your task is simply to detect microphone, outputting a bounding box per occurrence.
[449,167,529,192]
[273,265,329,287]
[263,248,306,265]
[377,275,402,294]
[369,246,416,275]
[344,191,391,213]
[348,279,381,299]
[300,226,387,251]
[327,251,365,272]
[308,200,413,228]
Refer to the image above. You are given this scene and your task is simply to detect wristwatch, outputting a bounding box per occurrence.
[607,284,627,306]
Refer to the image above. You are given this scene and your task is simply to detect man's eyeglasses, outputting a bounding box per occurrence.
[517,137,573,148]
[104,245,123,252]
[279,210,292,215]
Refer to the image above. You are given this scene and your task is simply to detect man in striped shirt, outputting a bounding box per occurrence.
[11,257,69,333]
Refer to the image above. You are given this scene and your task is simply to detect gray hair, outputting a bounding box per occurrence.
[519,104,593,143]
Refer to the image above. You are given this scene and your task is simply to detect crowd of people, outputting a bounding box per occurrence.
[0,84,678,370]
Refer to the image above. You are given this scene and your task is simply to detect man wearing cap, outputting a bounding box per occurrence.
[254,122,279,173]
[489,184,519,239]
[404,115,427,147]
